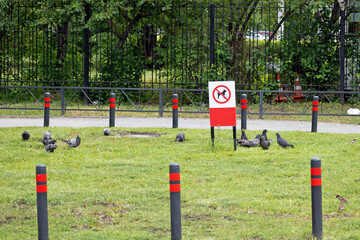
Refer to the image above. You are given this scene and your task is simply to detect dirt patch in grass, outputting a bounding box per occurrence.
[183,214,210,220]
[71,224,90,230]
[116,131,162,138]
[152,228,169,234]
[0,216,16,225]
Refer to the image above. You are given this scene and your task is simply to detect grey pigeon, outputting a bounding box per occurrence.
[38,139,57,145]
[43,130,52,140]
[104,128,111,136]
[349,139,356,143]
[175,133,185,142]
[240,129,248,140]
[276,133,294,148]
[238,134,261,147]
[62,135,81,148]
[22,131,30,141]
[45,144,57,152]
[260,136,272,150]
[261,129,268,141]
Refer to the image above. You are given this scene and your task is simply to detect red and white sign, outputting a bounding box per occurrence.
[208,81,236,127]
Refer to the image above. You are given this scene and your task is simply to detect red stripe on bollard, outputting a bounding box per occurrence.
[44,97,51,102]
[241,105,247,109]
[109,103,115,108]
[169,173,180,181]
[311,168,321,175]
[172,99,179,103]
[44,103,50,108]
[241,99,247,104]
[313,101,319,105]
[311,178,322,186]
[36,185,47,193]
[170,184,181,192]
[173,105,178,109]
[109,98,116,103]
[36,174,47,182]
[312,107,318,112]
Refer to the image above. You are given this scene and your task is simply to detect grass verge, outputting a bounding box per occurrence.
[0,127,359,239]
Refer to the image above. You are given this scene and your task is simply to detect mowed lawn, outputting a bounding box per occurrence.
[0,126,359,239]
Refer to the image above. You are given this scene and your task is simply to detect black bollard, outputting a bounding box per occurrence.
[233,126,237,151]
[241,94,247,130]
[169,163,181,240]
[172,94,178,128]
[109,93,115,127]
[211,126,214,147]
[43,92,50,127]
[311,96,319,132]
[311,158,322,239]
[36,164,49,240]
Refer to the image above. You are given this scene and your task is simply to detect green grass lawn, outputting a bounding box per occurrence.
[0,127,359,239]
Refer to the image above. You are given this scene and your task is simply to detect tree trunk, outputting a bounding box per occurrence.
[142,25,157,68]
[56,22,70,68]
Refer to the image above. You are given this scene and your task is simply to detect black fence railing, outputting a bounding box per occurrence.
[1,2,360,93]
[1,86,360,118]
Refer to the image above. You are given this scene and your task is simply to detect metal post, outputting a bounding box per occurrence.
[61,87,65,115]
[259,91,263,119]
[36,164,49,240]
[83,3,91,105]
[109,93,115,127]
[241,94,247,130]
[172,94,178,128]
[233,126,237,151]
[211,126,214,147]
[311,158,322,239]
[209,4,215,67]
[43,92,50,127]
[339,8,345,105]
[169,163,181,240]
[311,96,319,132]
[159,89,164,117]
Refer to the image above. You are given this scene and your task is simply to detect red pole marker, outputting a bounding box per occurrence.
[311,158,322,239]
[109,93,115,127]
[172,94,178,128]
[311,96,319,132]
[36,164,49,240]
[241,94,247,130]
[44,92,50,127]
[169,163,181,240]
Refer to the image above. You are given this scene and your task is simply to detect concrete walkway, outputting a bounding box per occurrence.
[0,116,359,133]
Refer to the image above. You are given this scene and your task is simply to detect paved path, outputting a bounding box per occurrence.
[0,116,359,133]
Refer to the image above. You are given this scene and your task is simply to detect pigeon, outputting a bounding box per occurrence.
[238,134,261,147]
[261,129,268,141]
[62,135,81,148]
[336,195,348,203]
[45,144,57,152]
[175,133,185,142]
[38,139,57,145]
[104,128,111,136]
[22,131,30,141]
[276,133,294,148]
[349,139,356,143]
[43,130,52,140]
[260,136,272,150]
[240,129,248,140]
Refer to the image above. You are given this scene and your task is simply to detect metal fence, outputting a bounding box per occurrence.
[1,2,360,94]
[1,86,360,118]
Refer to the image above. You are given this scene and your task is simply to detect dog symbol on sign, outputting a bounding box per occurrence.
[217,89,227,99]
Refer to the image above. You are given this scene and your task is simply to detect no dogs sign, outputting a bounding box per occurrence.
[208,81,236,127]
